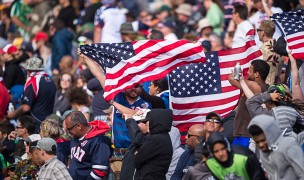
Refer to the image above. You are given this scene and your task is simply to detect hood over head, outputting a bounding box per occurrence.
[206,132,233,167]
[248,114,282,148]
[148,109,173,135]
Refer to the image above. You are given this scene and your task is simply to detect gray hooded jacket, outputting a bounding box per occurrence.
[246,91,300,139]
[248,115,304,180]
[166,126,185,180]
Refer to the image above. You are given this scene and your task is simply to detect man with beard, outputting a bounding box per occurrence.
[206,132,266,180]
[228,60,269,147]
[78,49,152,151]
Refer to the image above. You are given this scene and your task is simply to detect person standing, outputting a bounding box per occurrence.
[36,137,72,180]
[248,114,304,179]
[93,0,126,43]
[8,57,56,132]
[64,111,111,180]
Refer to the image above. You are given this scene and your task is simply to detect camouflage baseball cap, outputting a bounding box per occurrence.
[23,57,44,71]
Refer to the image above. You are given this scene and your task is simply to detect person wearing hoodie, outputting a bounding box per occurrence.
[167,126,185,180]
[206,132,266,180]
[49,19,74,75]
[133,109,173,180]
[120,108,151,180]
[64,111,112,180]
[246,84,301,139]
[248,114,304,180]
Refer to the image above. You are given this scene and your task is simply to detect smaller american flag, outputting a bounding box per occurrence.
[80,40,206,101]
[271,9,304,59]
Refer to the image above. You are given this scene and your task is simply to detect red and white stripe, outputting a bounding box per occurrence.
[171,30,262,139]
[104,40,206,101]
[286,31,304,59]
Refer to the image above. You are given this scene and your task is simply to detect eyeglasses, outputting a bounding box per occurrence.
[16,126,24,129]
[187,133,199,138]
[206,118,221,123]
[66,123,79,132]
[256,29,264,32]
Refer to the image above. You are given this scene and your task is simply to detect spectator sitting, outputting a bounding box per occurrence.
[171,124,205,179]
[197,18,214,39]
[67,87,90,121]
[53,72,74,116]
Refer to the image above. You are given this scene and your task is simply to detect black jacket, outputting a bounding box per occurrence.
[134,109,173,180]
[3,60,25,90]
[120,118,147,180]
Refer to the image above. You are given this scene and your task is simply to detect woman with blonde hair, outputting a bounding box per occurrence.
[40,118,71,166]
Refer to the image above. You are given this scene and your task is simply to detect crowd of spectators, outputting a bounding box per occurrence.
[0,0,303,179]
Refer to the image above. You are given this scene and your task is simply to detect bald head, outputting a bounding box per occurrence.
[59,55,73,71]
[188,124,205,137]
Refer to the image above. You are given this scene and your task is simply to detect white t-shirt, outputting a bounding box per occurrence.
[249,7,283,40]
[232,20,254,48]
[94,6,126,43]
[165,33,178,41]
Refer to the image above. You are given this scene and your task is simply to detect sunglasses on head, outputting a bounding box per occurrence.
[206,118,221,123]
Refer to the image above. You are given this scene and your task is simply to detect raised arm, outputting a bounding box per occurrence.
[78,48,105,89]
[289,51,304,102]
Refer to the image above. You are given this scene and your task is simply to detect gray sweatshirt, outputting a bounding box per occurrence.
[248,115,304,180]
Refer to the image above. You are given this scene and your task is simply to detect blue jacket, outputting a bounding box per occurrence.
[171,148,194,180]
[51,28,73,70]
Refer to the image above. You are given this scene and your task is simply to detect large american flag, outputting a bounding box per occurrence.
[169,30,262,143]
[271,9,304,59]
[80,40,206,101]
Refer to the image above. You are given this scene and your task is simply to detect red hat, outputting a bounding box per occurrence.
[33,32,48,42]
[0,44,18,54]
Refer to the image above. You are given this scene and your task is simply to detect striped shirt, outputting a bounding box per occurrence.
[37,157,72,180]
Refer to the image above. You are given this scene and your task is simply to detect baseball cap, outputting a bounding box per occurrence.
[32,32,48,42]
[206,112,223,124]
[20,41,34,53]
[132,108,151,122]
[23,134,41,143]
[36,138,57,151]
[0,44,18,54]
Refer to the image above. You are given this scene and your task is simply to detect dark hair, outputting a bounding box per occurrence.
[0,123,14,135]
[67,87,89,106]
[149,29,164,40]
[248,125,264,136]
[56,72,74,89]
[233,4,248,20]
[152,77,168,93]
[67,111,88,126]
[50,19,65,31]
[251,60,270,81]
[18,116,36,134]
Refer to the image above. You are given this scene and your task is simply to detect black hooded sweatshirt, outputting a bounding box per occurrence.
[133,109,173,180]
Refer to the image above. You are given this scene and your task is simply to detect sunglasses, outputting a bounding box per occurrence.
[187,133,199,138]
[66,123,79,132]
[256,29,263,32]
[137,120,147,124]
[206,118,221,123]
